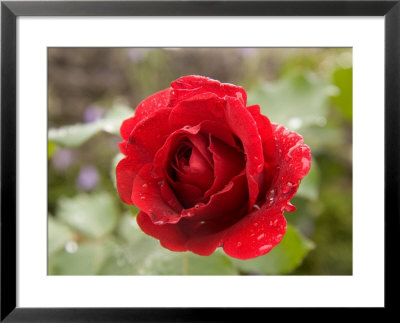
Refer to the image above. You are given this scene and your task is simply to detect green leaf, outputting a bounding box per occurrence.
[49,242,105,275]
[247,72,333,130]
[186,252,237,275]
[296,157,320,201]
[232,225,314,275]
[57,192,118,239]
[48,105,134,147]
[48,216,74,256]
[99,216,238,275]
[330,67,352,121]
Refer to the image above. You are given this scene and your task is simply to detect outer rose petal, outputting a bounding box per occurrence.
[127,108,172,159]
[137,211,188,252]
[169,75,247,107]
[267,123,312,211]
[222,206,287,260]
[120,88,171,141]
[132,164,181,224]
[116,157,138,204]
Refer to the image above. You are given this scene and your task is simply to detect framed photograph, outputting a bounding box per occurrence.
[1,0,399,320]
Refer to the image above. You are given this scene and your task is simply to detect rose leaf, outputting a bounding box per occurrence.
[56,192,118,239]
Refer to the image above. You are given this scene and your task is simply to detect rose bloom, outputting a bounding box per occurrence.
[116,75,311,260]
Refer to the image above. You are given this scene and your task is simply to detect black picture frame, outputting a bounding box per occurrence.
[1,0,399,321]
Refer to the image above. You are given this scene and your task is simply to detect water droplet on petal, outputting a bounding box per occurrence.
[301,157,311,171]
[140,195,145,200]
[237,242,242,247]
[257,163,264,173]
[253,204,260,210]
[257,233,265,241]
[194,204,200,209]
[259,244,272,253]
[142,183,148,188]
[253,222,259,227]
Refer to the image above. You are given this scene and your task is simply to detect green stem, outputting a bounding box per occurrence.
[183,252,189,275]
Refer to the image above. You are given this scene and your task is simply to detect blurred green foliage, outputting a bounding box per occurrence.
[48,48,352,275]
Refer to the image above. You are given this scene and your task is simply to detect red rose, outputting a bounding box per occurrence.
[116,75,311,260]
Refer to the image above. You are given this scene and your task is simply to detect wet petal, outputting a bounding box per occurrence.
[222,206,287,260]
[116,157,139,204]
[170,75,247,107]
[206,135,245,197]
[120,88,171,141]
[127,108,172,159]
[137,211,188,252]
[131,164,181,225]
[265,123,312,210]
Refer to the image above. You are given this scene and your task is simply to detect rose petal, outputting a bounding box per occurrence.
[222,206,287,260]
[127,108,172,159]
[206,135,245,197]
[131,164,181,224]
[116,157,139,204]
[120,88,171,141]
[170,75,247,107]
[170,181,206,209]
[183,172,248,223]
[137,211,188,252]
[174,144,214,191]
[265,123,312,210]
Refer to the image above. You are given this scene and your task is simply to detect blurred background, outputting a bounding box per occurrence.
[48,48,352,275]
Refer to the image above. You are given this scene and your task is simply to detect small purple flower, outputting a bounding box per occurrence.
[76,165,99,191]
[83,105,104,123]
[51,149,74,170]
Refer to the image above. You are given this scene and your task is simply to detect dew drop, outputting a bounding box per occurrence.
[140,195,146,200]
[154,220,164,225]
[253,204,260,210]
[257,233,265,241]
[259,244,272,252]
[253,222,259,227]
[256,164,264,173]
[194,204,200,209]
[237,242,242,247]
[267,189,276,205]
[65,241,78,254]
[301,157,311,171]
[282,182,295,194]
[200,221,205,224]
[142,183,148,188]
